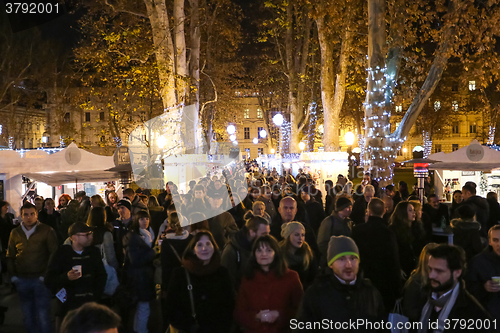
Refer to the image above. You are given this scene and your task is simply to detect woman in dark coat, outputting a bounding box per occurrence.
[165,231,234,333]
[160,212,193,331]
[147,195,168,239]
[122,210,156,333]
[279,222,318,290]
[235,235,303,333]
[389,201,425,279]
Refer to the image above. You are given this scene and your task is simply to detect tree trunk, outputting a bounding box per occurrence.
[174,0,188,104]
[143,0,176,109]
[189,0,203,151]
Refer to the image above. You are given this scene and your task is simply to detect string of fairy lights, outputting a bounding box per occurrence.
[488,126,496,145]
[362,65,405,183]
[423,131,432,158]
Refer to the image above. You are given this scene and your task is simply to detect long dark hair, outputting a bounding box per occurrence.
[244,235,287,279]
[183,230,220,263]
[389,201,414,243]
[129,210,151,234]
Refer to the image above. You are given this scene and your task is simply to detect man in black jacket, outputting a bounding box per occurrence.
[294,236,385,332]
[423,194,450,228]
[221,216,270,289]
[415,244,492,332]
[350,185,375,226]
[45,222,106,322]
[462,182,490,238]
[352,198,402,312]
[466,225,500,322]
[270,196,319,260]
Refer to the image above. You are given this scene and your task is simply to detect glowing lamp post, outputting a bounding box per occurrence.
[273,113,284,154]
[299,142,306,151]
[345,131,355,179]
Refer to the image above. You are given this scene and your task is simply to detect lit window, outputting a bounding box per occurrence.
[470,123,477,134]
[469,81,476,91]
[257,108,263,118]
[434,101,441,111]
[452,101,459,111]
[244,109,250,119]
[396,105,402,113]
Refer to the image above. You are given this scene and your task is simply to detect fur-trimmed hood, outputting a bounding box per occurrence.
[450,218,481,231]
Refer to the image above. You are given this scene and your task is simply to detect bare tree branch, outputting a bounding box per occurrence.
[104,0,148,18]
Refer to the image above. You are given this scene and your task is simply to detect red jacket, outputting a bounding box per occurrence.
[235,268,303,333]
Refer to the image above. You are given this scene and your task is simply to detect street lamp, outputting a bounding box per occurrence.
[229,134,236,142]
[227,125,236,135]
[273,114,284,126]
[299,142,306,151]
[345,131,355,179]
[259,129,267,138]
[270,148,275,154]
[253,138,259,144]
[157,135,167,149]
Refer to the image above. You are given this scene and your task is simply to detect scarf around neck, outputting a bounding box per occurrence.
[418,282,460,333]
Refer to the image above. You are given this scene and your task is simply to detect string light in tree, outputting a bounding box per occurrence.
[423,131,432,158]
[488,126,496,145]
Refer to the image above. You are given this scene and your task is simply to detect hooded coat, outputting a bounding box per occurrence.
[450,218,484,263]
[465,195,490,238]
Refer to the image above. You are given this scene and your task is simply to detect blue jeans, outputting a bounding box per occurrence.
[15,277,52,333]
[134,301,150,333]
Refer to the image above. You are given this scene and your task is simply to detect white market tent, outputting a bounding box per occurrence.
[0,143,118,187]
[428,139,500,172]
[0,143,125,210]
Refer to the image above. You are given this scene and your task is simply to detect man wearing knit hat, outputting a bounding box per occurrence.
[295,236,385,331]
[316,195,353,268]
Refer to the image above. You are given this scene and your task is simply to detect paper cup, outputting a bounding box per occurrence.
[73,265,82,277]
[492,276,500,284]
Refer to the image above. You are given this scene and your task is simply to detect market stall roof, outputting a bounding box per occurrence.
[0,143,121,186]
[428,139,500,172]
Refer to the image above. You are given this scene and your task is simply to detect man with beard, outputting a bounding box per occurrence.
[414,244,492,332]
[295,236,385,332]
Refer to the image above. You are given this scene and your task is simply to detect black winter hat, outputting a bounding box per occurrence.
[335,196,353,212]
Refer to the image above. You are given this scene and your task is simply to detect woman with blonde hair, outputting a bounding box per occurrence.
[279,222,317,290]
[243,201,272,224]
[401,243,439,322]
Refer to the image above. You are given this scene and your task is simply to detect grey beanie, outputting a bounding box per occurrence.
[327,236,359,266]
[280,221,305,240]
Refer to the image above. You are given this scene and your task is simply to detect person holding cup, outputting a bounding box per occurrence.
[235,235,303,333]
[466,224,500,321]
[45,222,107,331]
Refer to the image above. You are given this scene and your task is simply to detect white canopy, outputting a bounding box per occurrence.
[428,139,500,172]
[0,143,119,186]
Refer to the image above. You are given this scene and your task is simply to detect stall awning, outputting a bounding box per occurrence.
[0,143,120,186]
[428,139,500,172]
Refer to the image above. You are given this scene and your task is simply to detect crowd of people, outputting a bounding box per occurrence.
[0,160,499,332]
